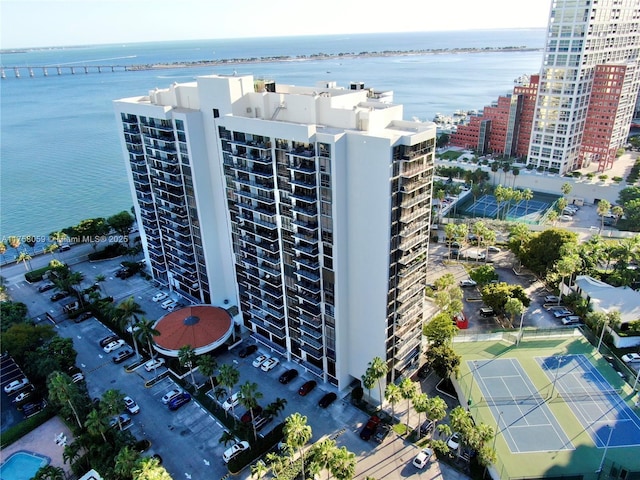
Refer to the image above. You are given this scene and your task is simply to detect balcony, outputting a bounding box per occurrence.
[293,256,320,270]
[400,192,430,209]
[291,204,318,217]
[297,280,321,295]
[238,214,277,230]
[236,189,276,205]
[299,323,323,339]
[234,177,275,191]
[290,175,317,189]
[298,300,321,317]
[292,219,319,232]
[293,231,318,245]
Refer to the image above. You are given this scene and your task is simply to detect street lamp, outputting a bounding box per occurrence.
[517,309,526,346]
[596,424,614,474]
[467,360,478,409]
[492,410,504,450]
[597,318,607,353]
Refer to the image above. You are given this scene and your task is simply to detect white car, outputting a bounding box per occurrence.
[124,395,140,414]
[4,378,29,393]
[412,448,434,469]
[621,353,640,363]
[447,432,461,450]
[252,354,269,368]
[559,215,573,221]
[13,391,32,403]
[261,357,279,372]
[222,441,250,463]
[488,246,501,253]
[103,339,126,353]
[222,392,242,411]
[561,315,581,325]
[162,388,184,405]
[161,298,177,309]
[71,372,84,383]
[459,279,477,288]
[152,292,168,302]
[544,295,561,304]
[144,357,165,371]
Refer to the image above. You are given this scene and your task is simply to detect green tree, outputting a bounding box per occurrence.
[197,354,218,393]
[0,301,28,333]
[384,383,402,420]
[424,395,448,435]
[218,363,240,418]
[33,466,65,480]
[481,282,530,314]
[469,264,498,286]
[413,392,429,438]
[361,371,375,405]
[107,210,135,245]
[399,378,418,429]
[132,457,172,480]
[367,356,388,408]
[561,182,572,197]
[522,188,533,216]
[178,345,197,385]
[49,231,68,247]
[423,312,458,346]
[597,199,612,232]
[101,388,126,430]
[310,438,338,480]
[47,371,84,429]
[425,343,461,380]
[135,317,159,358]
[518,228,578,276]
[239,381,263,441]
[84,408,107,442]
[2,323,55,364]
[115,446,140,479]
[116,297,144,357]
[16,251,33,271]
[330,446,357,480]
[251,460,268,479]
[74,217,110,251]
[283,413,312,480]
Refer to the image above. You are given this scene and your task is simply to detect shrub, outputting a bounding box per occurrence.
[599,175,608,181]
[88,243,127,261]
[572,171,582,178]
[586,173,595,180]
[612,176,623,183]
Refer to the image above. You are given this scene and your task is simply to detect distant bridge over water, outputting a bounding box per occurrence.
[1,65,132,78]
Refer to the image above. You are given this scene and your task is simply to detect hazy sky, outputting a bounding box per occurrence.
[1,0,551,49]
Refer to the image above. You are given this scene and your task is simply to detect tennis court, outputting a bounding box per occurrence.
[464,193,553,222]
[469,358,573,453]
[537,354,640,449]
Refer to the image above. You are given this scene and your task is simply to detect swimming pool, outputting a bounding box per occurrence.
[0,451,50,480]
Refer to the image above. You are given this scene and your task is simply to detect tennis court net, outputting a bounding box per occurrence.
[555,389,622,402]
[480,393,547,406]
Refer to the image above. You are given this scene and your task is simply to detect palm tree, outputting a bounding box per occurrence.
[178,345,197,384]
[135,317,159,358]
[218,363,240,418]
[311,438,338,480]
[219,430,236,446]
[283,413,312,480]
[116,297,144,357]
[43,243,58,260]
[494,185,506,220]
[84,408,107,441]
[522,188,533,217]
[7,236,21,255]
[264,397,287,421]
[384,383,402,420]
[239,381,263,441]
[424,396,448,434]
[197,354,218,392]
[612,205,624,225]
[33,466,65,480]
[413,392,429,438]
[399,378,418,430]
[251,460,268,479]
[0,241,7,262]
[114,446,140,479]
[561,182,572,198]
[265,452,285,477]
[47,371,83,429]
[16,251,32,271]
[368,356,388,407]
[49,231,68,247]
[101,388,125,430]
[132,457,172,480]
[94,274,107,295]
[361,371,375,405]
[597,199,611,232]
[330,446,357,480]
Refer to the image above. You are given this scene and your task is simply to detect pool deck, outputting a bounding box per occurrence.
[0,416,74,476]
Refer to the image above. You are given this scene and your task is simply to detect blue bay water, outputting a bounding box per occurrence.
[0,29,545,238]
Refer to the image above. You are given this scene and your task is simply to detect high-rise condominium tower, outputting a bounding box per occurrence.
[114,75,435,393]
[528,0,640,174]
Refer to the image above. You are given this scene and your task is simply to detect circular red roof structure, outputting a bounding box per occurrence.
[152,305,233,357]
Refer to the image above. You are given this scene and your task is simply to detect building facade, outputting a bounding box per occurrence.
[114,75,435,393]
[527,0,640,174]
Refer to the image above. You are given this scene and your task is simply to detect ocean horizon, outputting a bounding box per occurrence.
[0,29,546,240]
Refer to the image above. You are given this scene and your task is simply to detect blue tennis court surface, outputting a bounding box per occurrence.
[465,194,550,221]
[537,354,640,449]
[469,358,573,453]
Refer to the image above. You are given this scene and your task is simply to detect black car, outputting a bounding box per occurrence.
[279,369,299,384]
[360,416,381,441]
[99,334,120,347]
[298,380,317,396]
[50,291,69,302]
[238,345,258,358]
[74,311,94,323]
[116,268,135,279]
[112,349,135,364]
[240,406,263,423]
[168,392,191,411]
[417,364,430,379]
[318,392,337,408]
[38,282,56,293]
[373,424,391,444]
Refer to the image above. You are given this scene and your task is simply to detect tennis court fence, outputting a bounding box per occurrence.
[476,388,623,406]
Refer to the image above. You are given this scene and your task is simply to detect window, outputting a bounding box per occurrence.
[213,109,220,118]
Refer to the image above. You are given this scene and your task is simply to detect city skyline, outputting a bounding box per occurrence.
[1,0,551,50]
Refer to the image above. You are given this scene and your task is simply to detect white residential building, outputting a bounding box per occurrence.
[528,0,640,174]
[114,75,436,393]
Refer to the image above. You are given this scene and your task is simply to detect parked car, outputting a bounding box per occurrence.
[124,396,140,415]
[71,373,84,383]
[160,298,177,309]
[459,279,477,288]
[162,388,184,405]
[238,345,258,358]
[240,406,263,423]
[412,448,434,469]
[109,414,132,430]
[168,392,191,411]
[622,353,640,363]
[417,364,430,379]
[559,215,573,221]
[38,282,56,292]
[487,246,501,253]
[152,292,168,302]
[222,441,250,463]
[254,415,272,432]
[4,378,30,394]
[112,349,135,364]
[544,295,561,304]
[318,392,337,408]
[279,369,299,384]
[360,415,381,441]
[447,432,461,450]
[561,315,582,325]
[298,380,317,396]
[373,424,391,444]
[103,339,126,353]
[252,354,269,368]
[115,268,135,279]
[74,311,94,323]
[50,291,69,302]
[222,392,242,411]
[261,357,279,372]
[479,307,495,317]
[552,308,574,318]
[23,400,46,418]
[13,391,32,403]
[166,302,183,312]
[420,419,435,436]
[99,334,120,347]
[144,358,165,371]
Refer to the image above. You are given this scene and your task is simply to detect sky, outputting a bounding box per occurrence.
[0,0,551,49]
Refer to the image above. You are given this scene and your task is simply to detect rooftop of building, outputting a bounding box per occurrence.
[574,275,640,324]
